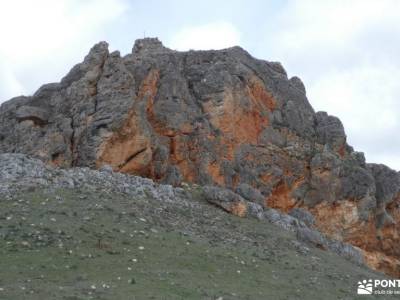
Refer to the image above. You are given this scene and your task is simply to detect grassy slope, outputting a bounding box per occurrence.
[0,187,395,300]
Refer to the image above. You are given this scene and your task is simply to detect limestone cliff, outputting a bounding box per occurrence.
[1,38,399,276]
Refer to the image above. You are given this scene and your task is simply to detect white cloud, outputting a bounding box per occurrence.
[0,62,26,99]
[265,0,400,170]
[309,64,400,169]
[310,64,400,133]
[168,21,241,51]
[273,0,400,56]
[0,0,127,102]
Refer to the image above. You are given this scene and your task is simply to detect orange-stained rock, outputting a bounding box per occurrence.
[230,201,248,218]
[247,75,276,111]
[137,69,159,100]
[204,86,271,146]
[310,200,359,240]
[361,250,400,278]
[308,198,400,277]
[96,115,152,175]
[266,181,297,212]
[207,161,225,186]
[96,70,159,175]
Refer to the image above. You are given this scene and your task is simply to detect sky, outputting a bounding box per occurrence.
[0,0,399,170]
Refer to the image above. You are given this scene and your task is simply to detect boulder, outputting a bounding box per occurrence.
[16,106,49,125]
[203,186,247,217]
[289,208,315,227]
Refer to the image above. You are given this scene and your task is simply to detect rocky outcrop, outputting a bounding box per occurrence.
[1,37,399,276]
[203,185,248,217]
[0,153,365,267]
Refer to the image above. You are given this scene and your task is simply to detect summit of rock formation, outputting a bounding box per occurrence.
[1,37,399,277]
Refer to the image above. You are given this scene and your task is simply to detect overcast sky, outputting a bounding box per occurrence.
[1,0,399,170]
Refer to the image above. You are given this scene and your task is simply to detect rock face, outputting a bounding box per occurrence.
[1,37,399,276]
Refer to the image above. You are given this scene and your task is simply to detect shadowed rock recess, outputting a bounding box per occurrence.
[1,38,399,277]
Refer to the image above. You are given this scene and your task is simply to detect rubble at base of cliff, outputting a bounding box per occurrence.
[0,153,391,299]
[0,153,364,265]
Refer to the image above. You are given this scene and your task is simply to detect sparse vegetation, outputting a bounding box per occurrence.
[0,187,394,299]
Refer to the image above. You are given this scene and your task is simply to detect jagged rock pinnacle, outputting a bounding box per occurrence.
[132,37,171,55]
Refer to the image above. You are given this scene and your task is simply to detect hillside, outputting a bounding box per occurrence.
[0,37,400,298]
[0,154,393,299]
